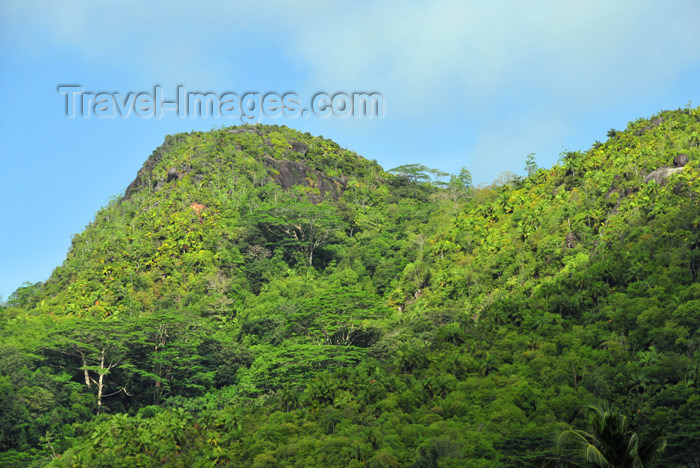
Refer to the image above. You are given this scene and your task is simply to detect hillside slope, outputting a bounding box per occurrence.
[1,109,699,467]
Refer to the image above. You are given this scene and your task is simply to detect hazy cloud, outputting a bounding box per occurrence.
[289,0,700,114]
[4,1,699,111]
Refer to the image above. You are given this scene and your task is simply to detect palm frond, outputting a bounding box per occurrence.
[584,444,612,468]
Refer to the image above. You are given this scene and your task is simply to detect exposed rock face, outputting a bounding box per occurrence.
[674,153,689,167]
[167,168,181,182]
[642,154,691,185]
[291,141,308,156]
[122,134,347,204]
[263,156,347,202]
[123,143,168,199]
[643,166,684,184]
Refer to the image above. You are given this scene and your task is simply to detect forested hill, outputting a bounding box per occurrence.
[1,108,699,467]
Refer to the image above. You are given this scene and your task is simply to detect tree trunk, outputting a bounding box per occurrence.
[81,354,91,388]
[97,348,106,414]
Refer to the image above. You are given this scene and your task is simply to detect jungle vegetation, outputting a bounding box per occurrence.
[1,107,699,467]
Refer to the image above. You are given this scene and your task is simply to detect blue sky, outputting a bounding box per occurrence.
[1,1,699,299]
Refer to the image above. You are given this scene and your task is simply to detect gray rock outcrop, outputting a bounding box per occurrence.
[674,153,689,167]
[643,166,684,184]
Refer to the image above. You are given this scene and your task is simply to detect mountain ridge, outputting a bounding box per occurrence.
[1,108,699,467]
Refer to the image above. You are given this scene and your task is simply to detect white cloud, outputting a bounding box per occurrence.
[4,0,699,111]
[288,0,700,114]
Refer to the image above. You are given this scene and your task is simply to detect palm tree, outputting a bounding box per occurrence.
[550,402,666,467]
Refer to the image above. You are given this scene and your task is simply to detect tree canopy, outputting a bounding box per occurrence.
[1,111,699,466]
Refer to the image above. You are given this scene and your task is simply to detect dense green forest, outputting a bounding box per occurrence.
[1,107,699,467]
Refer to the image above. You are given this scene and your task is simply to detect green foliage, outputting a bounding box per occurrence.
[552,402,666,467]
[388,164,433,184]
[525,153,538,177]
[2,110,700,466]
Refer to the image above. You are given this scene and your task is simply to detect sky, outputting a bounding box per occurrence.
[1,0,699,299]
